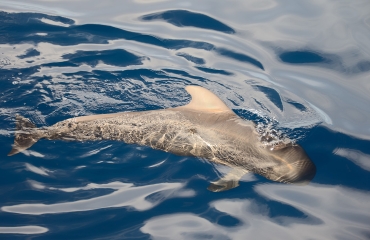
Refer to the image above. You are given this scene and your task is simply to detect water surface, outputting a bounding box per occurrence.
[1,0,370,239]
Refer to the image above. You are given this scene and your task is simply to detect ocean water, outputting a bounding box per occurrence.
[1,1,370,239]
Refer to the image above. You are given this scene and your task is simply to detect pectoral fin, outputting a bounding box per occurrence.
[207,168,248,192]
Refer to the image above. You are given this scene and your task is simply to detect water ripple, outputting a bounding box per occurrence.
[141,10,235,34]
[142,184,370,240]
[2,181,189,215]
[0,226,48,234]
[1,0,370,239]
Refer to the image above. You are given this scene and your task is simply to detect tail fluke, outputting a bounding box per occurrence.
[8,115,41,156]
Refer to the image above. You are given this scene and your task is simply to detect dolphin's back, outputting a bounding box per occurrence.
[8,86,316,186]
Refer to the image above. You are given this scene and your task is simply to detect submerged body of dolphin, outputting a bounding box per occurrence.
[8,86,315,191]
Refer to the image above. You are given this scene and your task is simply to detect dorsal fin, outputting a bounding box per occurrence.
[178,86,232,113]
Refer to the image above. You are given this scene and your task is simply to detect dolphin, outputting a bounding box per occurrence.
[8,86,315,191]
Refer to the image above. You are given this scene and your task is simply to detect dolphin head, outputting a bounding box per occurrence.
[263,144,316,184]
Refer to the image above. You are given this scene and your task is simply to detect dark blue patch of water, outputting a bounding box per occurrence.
[279,51,326,64]
[141,10,235,34]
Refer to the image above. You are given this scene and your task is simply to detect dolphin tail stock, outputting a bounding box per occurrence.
[8,114,41,156]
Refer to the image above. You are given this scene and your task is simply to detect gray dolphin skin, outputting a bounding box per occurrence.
[8,86,315,191]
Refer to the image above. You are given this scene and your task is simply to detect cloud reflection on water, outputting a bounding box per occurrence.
[142,183,370,240]
[2,181,191,215]
[0,226,48,234]
[0,0,370,238]
[334,148,370,172]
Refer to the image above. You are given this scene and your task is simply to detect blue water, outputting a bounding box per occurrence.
[1,1,370,239]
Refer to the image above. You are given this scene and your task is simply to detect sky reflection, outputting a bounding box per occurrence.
[2,181,190,215]
[2,0,369,139]
[0,226,48,234]
[334,148,370,172]
[142,183,370,239]
[0,0,369,239]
